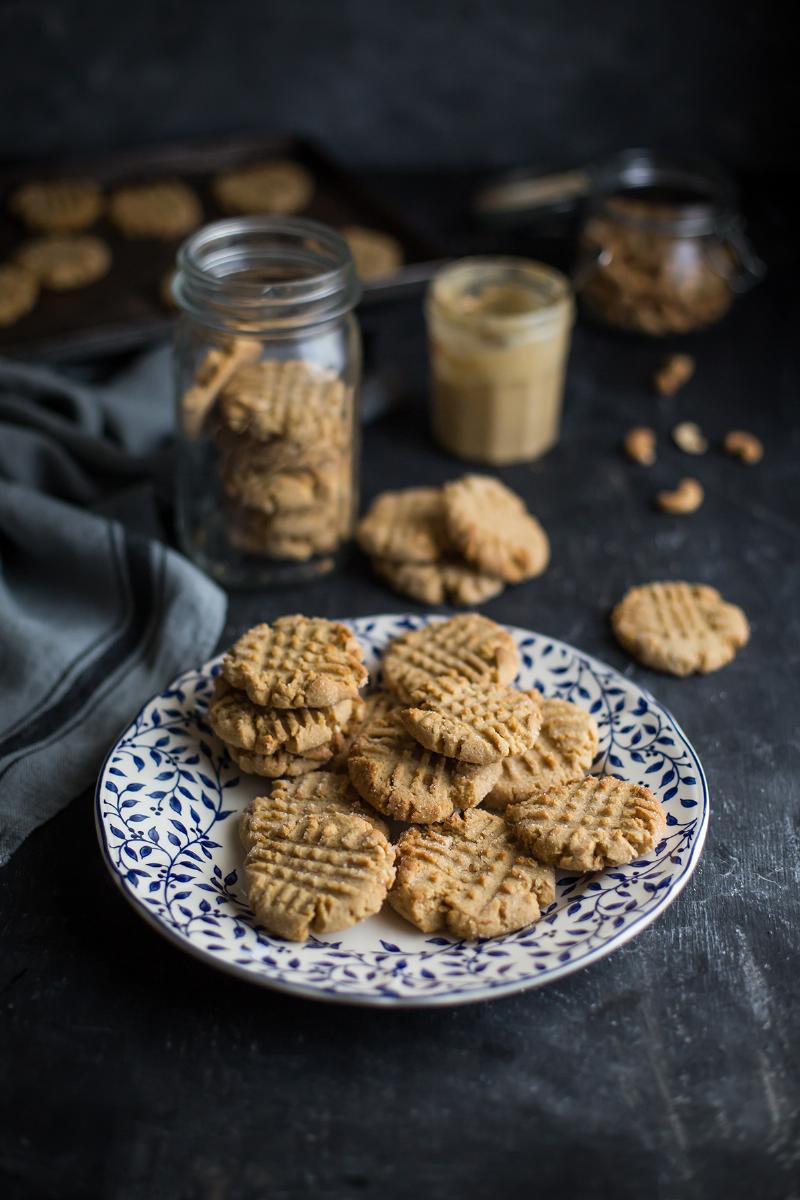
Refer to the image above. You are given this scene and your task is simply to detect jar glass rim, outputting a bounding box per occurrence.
[427,256,573,334]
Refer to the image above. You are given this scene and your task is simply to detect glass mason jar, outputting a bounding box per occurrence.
[172,216,361,586]
[426,257,574,465]
[575,152,763,336]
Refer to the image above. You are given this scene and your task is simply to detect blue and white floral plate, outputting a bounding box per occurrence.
[95,614,708,1007]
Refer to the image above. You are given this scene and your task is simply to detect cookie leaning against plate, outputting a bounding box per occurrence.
[243,808,395,942]
[507,776,666,872]
[15,235,110,290]
[9,179,103,233]
[611,581,750,676]
[222,616,367,708]
[213,160,314,216]
[389,808,556,938]
[442,474,550,582]
[485,690,599,811]
[347,709,501,823]
[208,677,353,756]
[356,487,448,564]
[240,772,388,842]
[109,180,202,239]
[0,263,38,326]
[380,613,519,703]
[399,676,541,765]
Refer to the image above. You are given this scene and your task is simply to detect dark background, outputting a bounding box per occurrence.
[0,0,797,171]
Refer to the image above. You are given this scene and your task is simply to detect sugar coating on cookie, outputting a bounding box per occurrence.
[399,676,541,765]
[240,772,388,844]
[380,614,519,704]
[485,690,599,810]
[611,581,750,676]
[222,616,367,708]
[507,775,666,872]
[15,235,110,290]
[389,808,555,938]
[356,487,448,564]
[374,558,504,607]
[244,809,395,941]
[208,676,353,756]
[348,709,500,823]
[442,474,550,583]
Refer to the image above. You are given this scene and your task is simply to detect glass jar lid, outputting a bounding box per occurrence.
[590,149,739,237]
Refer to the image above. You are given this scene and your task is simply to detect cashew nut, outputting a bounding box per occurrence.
[723,429,763,464]
[653,353,695,397]
[624,426,657,465]
[657,477,704,515]
[672,421,708,455]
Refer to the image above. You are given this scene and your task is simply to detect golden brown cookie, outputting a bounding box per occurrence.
[0,263,38,326]
[325,696,368,772]
[182,337,262,440]
[342,225,403,281]
[15,235,110,290]
[222,455,339,515]
[389,808,555,938]
[485,690,599,810]
[442,475,550,583]
[222,616,367,708]
[380,614,519,704]
[348,709,500,823]
[356,487,448,564]
[611,581,750,676]
[373,558,505,607]
[217,360,346,447]
[507,775,665,872]
[109,180,202,239]
[208,676,353,756]
[399,676,541,765]
[227,739,333,778]
[225,505,340,561]
[240,771,388,843]
[9,179,103,233]
[213,160,314,216]
[244,808,395,941]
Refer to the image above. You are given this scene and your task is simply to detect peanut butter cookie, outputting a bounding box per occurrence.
[442,474,550,582]
[356,487,448,564]
[222,616,367,709]
[182,337,261,440]
[109,180,202,239]
[373,558,504,607]
[227,739,333,778]
[389,808,555,938]
[342,225,403,281]
[0,263,38,326]
[380,614,519,704]
[208,676,353,756]
[9,179,103,233]
[244,809,395,941]
[213,160,314,216]
[399,676,541,765]
[240,772,388,843]
[507,775,666,872]
[217,360,346,447]
[611,581,750,676]
[16,235,110,290]
[348,709,500,823]
[485,690,599,811]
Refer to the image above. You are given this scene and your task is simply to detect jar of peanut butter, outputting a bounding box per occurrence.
[426,257,574,465]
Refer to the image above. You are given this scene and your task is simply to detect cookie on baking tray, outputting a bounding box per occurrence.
[9,179,103,233]
[442,474,550,583]
[389,808,555,938]
[611,581,750,676]
[213,160,314,216]
[342,225,403,281]
[109,179,202,239]
[15,235,110,290]
[399,676,541,765]
[380,613,519,704]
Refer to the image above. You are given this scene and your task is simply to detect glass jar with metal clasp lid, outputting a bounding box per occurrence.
[172,216,361,586]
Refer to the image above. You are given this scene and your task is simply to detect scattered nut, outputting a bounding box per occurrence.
[654,354,695,396]
[672,421,708,455]
[623,426,657,465]
[657,477,704,515]
[723,429,763,465]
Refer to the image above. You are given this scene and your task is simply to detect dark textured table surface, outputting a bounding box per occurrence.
[2,175,799,1200]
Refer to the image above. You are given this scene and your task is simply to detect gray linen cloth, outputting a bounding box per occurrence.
[0,346,227,864]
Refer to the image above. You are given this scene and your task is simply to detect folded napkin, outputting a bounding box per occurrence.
[0,348,227,865]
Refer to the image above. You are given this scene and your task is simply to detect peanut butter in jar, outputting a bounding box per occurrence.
[426,257,574,465]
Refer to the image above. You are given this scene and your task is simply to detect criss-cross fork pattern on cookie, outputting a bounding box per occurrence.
[241,773,388,843]
[611,581,750,676]
[348,710,500,823]
[389,808,556,938]
[222,616,367,709]
[244,811,395,942]
[400,677,541,765]
[218,360,346,446]
[507,775,666,872]
[381,614,519,704]
[209,679,353,756]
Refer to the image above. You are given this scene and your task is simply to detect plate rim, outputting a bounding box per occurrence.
[95,614,710,1008]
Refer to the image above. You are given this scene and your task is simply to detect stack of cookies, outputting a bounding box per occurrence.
[356,475,550,606]
[208,616,368,778]
[219,614,667,944]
